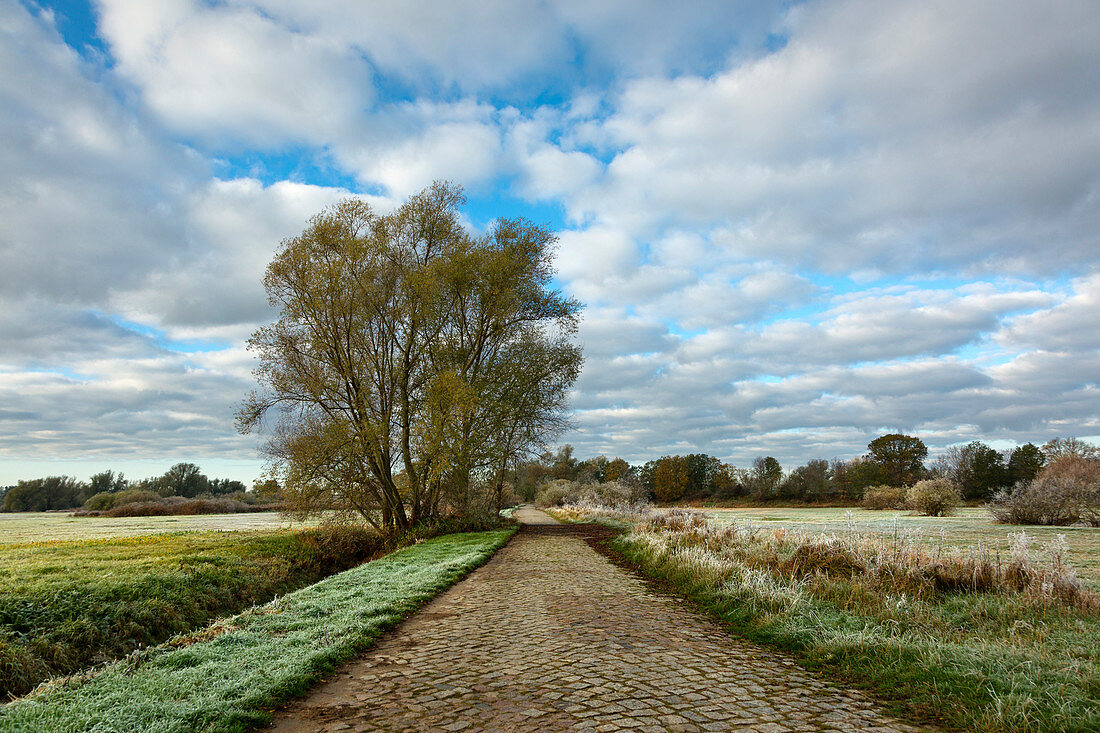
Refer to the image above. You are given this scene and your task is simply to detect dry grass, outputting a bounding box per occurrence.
[702,506,1100,587]
[557,502,1100,731]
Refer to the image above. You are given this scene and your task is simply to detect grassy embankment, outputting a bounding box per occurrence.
[553,504,1100,733]
[0,528,514,732]
[0,514,488,698]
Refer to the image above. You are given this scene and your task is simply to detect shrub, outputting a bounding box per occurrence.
[104,497,259,517]
[82,489,161,512]
[906,478,961,516]
[990,456,1100,526]
[860,485,907,510]
[535,479,634,507]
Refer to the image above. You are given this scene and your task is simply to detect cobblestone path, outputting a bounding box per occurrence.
[266,507,926,732]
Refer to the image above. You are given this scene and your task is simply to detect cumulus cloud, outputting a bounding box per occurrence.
[2,0,1098,481]
[574,0,1100,274]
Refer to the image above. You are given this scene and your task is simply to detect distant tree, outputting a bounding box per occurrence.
[1008,443,1045,486]
[89,470,127,494]
[2,476,88,512]
[867,434,927,487]
[937,442,1012,500]
[603,457,632,484]
[834,456,887,498]
[209,478,247,495]
[1042,437,1099,461]
[781,459,830,501]
[575,455,608,484]
[160,463,210,498]
[963,443,1010,500]
[252,478,283,501]
[746,456,783,500]
[653,456,691,502]
[547,445,579,481]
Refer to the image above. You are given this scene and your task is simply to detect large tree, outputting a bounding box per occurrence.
[867,433,927,487]
[238,183,582,531]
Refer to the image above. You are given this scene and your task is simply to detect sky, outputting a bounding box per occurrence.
[1,0,1098,485]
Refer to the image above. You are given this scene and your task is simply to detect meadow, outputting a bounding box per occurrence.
[0,514,397,698]
[703,506,1100,586]
[0,510,311,543]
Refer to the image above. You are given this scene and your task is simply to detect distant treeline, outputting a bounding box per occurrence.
[514,435,1098,504]
[0,463,280,513]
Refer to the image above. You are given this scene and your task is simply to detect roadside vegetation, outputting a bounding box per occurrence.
[552,502,1100,732]
[0,519,479,699]
[0,528,514,733]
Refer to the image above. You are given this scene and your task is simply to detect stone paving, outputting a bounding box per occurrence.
[266,506,926,732]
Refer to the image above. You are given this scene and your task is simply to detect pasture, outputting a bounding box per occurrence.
[0,510,311,544]
[704,506,1100,586]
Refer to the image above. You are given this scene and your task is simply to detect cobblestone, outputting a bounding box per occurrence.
[266,507,927,732]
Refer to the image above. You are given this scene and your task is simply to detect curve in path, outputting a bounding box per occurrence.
[266,506,926,732]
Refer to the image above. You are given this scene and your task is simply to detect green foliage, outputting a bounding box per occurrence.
[83,489,161,512]
[1008,443,1046,486]
[0,529,514,732]
[906,478,962,516]
[867,434,928,487]
[2,477,89,512]
[239,183,582,531]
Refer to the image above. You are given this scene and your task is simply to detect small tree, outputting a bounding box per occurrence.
[906,478,961,516]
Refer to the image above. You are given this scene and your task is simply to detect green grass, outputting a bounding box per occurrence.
[0,525,394,698]
[0,528,514,733]
[0,511,313,543]
[705,507,1100,587]
[610,513,1100,732]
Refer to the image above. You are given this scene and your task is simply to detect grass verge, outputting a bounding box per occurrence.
[555,503,1100,732]
[0,528,514,732]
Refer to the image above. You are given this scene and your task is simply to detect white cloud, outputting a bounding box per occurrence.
[95,0,373,144]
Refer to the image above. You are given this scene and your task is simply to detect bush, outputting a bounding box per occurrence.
[82,489,161,512]
[535,479,634,507]
[990,456,1100,526]
[860,485,907,510]
[906,478,961,516]
[104,498,260,517]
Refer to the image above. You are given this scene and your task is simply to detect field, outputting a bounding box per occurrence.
[0,529,515,733]
[0,510,312,543]
[0,514,390,699]
[703,506,1100,586]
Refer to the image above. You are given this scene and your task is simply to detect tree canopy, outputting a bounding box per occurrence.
[238,182,582,531]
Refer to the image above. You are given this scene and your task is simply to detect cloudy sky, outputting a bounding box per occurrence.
[1,0,1098,484]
